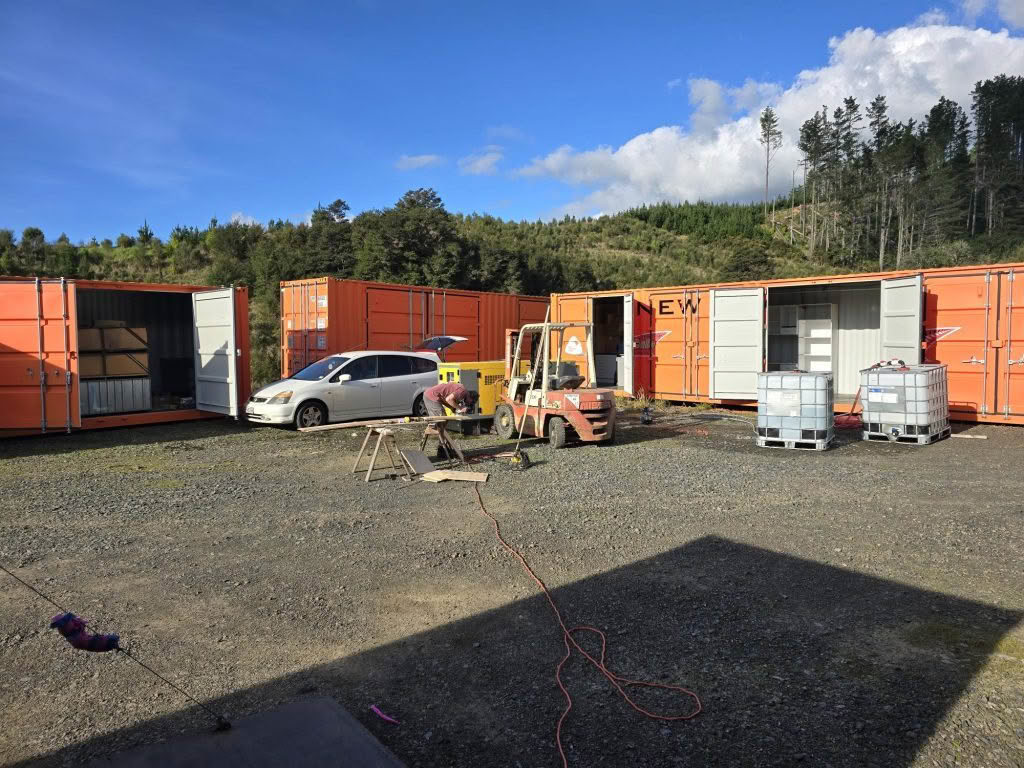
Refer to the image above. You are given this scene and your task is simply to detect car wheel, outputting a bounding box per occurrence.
[413,395,427,417]
[294,401,327,430]
[547,416,568,449]
[493,404,516,440]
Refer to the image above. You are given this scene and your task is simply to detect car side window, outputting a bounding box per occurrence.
[340,356,378,381]
[379,355,412,378]
[409,357,437,374]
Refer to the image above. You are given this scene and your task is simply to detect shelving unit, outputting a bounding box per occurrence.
[797,304,836,373]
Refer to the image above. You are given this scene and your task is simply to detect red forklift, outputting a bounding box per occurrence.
[493,318,616,448]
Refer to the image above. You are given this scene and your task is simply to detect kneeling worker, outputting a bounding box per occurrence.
[423,381,478,417]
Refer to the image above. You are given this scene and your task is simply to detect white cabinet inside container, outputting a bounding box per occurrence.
[798,304,836,373]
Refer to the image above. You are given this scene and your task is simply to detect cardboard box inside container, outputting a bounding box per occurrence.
[104,352,149,376]
[102,327,148,351]
[79,328,103,352]
[79,353,105,378]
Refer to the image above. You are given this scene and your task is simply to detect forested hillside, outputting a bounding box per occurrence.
[785,74,1024,270]
[2,73,1021,385]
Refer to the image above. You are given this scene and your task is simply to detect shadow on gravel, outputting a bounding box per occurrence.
[16,536,1022,768]
[0,420,254,459]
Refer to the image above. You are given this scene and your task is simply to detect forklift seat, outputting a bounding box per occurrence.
[551,375,585,391]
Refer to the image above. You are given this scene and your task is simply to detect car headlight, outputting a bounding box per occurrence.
[267,391,293,404]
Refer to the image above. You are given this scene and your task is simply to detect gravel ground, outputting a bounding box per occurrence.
[1,410,1022,768]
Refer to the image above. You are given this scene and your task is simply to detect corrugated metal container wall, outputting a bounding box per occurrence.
[550,262,1024,425]
[0,278,251,436]
[280,277,548,377]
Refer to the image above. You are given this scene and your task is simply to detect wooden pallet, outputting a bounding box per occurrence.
[756,436,832,451]
[863,427,950,445]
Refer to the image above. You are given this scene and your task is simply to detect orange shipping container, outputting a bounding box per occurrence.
[550,263,1024,425]
[0,278,250,436]
[279,277,549,377]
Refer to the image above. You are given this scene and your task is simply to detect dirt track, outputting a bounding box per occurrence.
[1,411,1022,767]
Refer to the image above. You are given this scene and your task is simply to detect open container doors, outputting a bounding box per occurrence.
[626,294,654,397]
[881,274,923,364]
[554,293,652,396]
[709,287,765,400]
[192,288,240,417]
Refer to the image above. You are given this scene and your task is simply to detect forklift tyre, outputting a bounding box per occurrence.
[547,416,568,449]
[494,404,516,440]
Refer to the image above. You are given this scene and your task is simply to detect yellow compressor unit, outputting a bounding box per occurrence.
[437,360,508,417]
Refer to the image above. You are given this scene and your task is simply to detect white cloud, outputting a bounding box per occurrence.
[960,0,1024,26]
[687,77,731,135]
[395,153,445,170]
[666,77,683,90]
[517,24,1024,217]
[229,211,258,226]
[914,7,950,25]
[731,78,783,113]
[458,146,504,175]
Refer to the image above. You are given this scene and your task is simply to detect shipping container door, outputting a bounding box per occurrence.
[192,288,239,416]
[649,290,686,397]
[438,293,480,363]
[880,274,923,364]
[306,281,329,368]
[367,288,426,354]
[281,283,311,377]
[622,294,634,395]
[629,298,653,397]
[924,272,991,420]
[999,269,1023,418]
[709,287,764,400]
[553,296,591,382]
[0,280,78,432]
[518,299,549,327]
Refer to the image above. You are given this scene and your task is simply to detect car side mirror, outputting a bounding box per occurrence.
[336,373,352,383]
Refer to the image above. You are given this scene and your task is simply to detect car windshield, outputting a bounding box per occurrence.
[291,356,348,381]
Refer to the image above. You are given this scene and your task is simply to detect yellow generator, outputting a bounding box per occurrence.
[437,360,508,417]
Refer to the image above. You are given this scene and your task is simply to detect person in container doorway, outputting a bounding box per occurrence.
[423,381,477,417]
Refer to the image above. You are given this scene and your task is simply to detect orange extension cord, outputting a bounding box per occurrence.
[471,484,701,767]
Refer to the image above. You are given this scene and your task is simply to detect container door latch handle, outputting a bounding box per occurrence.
[961,355,984,365]
[1009,355,1024,366]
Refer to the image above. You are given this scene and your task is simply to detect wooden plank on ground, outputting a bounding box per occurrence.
[421,470,489,483]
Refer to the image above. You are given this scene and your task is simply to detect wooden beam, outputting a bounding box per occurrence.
[421,470,489,483]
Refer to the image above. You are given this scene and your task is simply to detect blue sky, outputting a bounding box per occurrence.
[2,1,1022,242]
